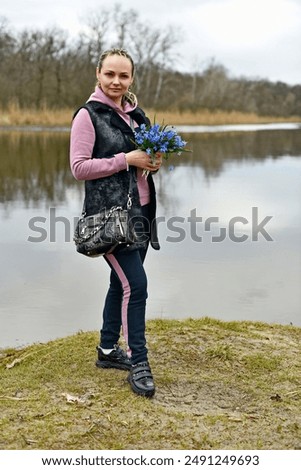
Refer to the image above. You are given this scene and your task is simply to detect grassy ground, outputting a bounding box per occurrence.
[0,317,300,450]
[0,104,300,127]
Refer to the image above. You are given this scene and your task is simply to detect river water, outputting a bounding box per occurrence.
[0,124,300,348]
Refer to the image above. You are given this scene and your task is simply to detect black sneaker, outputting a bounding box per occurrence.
[128,361,155,398]
[95,344,131,371]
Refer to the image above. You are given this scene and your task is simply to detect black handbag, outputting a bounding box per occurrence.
[73,171,137,257]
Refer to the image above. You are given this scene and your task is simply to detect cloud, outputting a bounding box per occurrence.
[1,0,301,84]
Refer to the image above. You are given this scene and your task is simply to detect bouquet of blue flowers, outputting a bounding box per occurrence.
[133,122,190,177]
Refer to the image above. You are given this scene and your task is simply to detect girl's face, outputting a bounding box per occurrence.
[96,55,133,106]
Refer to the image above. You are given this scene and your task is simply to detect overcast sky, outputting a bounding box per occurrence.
[1,0,301,85]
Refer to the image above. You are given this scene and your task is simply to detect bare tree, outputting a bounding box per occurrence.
[128,23,181,106]
[12,28,69,107]
[79,8,110,64]
[112,3,138,48]
[0,8,300,116]
[0,17,17,106]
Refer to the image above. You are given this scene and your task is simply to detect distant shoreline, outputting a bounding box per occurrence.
[0,106,300,128]
[1,122,300,135]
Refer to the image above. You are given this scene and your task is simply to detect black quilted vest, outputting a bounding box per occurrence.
[75,100,160,251]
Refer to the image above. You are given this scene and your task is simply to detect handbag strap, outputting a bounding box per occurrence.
[126,116,138,209]
[126,117,137,210]
[126,169,134,209]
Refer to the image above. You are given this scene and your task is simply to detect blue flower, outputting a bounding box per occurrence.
[159,142,169,153]
[133,121,190,177]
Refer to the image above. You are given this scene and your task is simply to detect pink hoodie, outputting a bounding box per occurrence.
[69,86,150,206]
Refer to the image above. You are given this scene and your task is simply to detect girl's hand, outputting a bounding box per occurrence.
[125,150,162,172]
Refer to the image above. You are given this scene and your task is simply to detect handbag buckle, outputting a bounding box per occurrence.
[127,195,132,210]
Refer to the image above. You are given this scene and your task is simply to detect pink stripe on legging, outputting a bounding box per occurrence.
[105,253,131,357]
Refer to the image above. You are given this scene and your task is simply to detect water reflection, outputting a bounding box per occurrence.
[0,131,76,207]
[167,129,301,176]
[1,129,301,205]
[0,128,300,348]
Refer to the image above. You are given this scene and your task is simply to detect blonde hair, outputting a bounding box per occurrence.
[97,48,137,106]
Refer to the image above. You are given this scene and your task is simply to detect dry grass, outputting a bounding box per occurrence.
[145,109,301,126]
[0,102,73,127]
[1,318,301,450]
[0,101,300,127]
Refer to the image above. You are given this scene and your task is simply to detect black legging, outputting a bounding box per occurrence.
[100,204,150,365]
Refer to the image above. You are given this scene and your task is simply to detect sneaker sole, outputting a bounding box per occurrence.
[95,360,131,371]
[127,375,155,398]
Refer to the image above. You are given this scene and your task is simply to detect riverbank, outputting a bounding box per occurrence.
[1,317,300,450]
[0,105,300,127]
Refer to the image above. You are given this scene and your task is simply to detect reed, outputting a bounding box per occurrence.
[0,102,300,127]
[146,108,301,125]
[0,101,73,127]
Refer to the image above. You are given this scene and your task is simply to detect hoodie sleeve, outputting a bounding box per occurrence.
[69,108,127,180]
